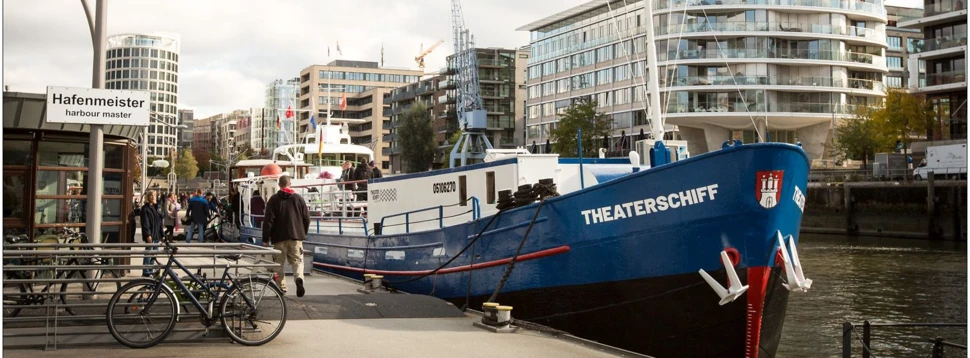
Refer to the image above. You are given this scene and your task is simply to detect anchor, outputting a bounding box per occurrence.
[776,231,812,292]
[699,250,749,306]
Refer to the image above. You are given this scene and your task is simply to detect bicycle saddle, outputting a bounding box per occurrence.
[218,254,243,261]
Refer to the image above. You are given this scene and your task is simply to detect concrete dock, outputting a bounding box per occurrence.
[3,269,641,358]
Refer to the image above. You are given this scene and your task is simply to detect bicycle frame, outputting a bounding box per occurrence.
[142,245,258,320]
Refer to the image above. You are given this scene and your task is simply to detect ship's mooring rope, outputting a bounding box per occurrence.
[381,210,505,286]
[486,199,547,304]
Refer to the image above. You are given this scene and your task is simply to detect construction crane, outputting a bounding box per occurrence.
[448,0,491,168]
[415,39,444,70]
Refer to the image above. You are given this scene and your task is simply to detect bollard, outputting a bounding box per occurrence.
[928,173,938,239]
[844,185,857,235]
[863,320,871,358]
[843,322,853,358]
[370,275,383,289]
[482,302,500,326]
[496,306,513,326]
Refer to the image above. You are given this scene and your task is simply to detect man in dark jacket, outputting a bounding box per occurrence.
[262,175,310,297]
[369,160,383,179]
[352,158,372,201]
[184,189,211,243]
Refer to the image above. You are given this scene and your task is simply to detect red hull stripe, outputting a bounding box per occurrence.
[745,267,771,358]
[312,245,571,276]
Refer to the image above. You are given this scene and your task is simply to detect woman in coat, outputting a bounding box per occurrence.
[140,191,165,277]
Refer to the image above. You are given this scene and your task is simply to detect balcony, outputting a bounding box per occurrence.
[922,34,969,53]
[652,0,887,18]
[479,75,512,83]
[438,94,456,104]
[660,75,883,91]
[660,48,880,66]
[487,118,516,130]
[390,89,417,103]
[925,0,966,16]
[438,80,456,90]
[480,89,508,98]
[477,59,508,67]
[439,66,456,75]
[656,22,886,43]
[484,105,513,114]
[666,101,858,114]
[438,108,457,119]
[926,70,967,87]
[499,136,522,148]
[415,84,434,95]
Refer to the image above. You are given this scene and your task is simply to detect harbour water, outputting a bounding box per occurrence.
[779,234,967,357]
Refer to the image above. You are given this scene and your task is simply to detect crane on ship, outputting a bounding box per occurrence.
[415,39,444,70]
[448,0,492,168]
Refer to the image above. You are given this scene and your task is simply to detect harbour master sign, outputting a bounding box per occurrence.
[46,86,150,126]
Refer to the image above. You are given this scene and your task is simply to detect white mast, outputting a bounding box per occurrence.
[643,0,665,141]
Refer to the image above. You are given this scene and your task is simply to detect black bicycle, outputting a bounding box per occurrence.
[105,238,286,348]
[2,229,122,317]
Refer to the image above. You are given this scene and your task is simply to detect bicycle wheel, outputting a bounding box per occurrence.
[219,276,286,346]
[3,282,26,318]
[106,279,178,349]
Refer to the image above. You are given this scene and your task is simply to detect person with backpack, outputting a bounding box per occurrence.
[262,175,310,297]
[185,189,211,243]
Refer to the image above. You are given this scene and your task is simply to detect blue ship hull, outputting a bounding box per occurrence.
[242,142,810,357]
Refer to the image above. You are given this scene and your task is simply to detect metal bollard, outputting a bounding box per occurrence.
[370,275,383,290]
[496,306,513,326]
[482,302,500,326]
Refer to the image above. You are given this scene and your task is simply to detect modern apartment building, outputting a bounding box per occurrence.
[178,109,194,149]
[386,47,530,173]
[263,78,300,149]
[194,116,212,153]
[886,6,925,89]
[517,0,890,160]
[297,60,423,145]
[900,0,967,140]
[385,75,445,172]
[105,32,180,159]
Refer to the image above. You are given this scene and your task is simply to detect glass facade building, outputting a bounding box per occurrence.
[105,32,180,159]
[518,0,889,159]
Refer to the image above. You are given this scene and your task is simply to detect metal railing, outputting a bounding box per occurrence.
[809,169,914,182]
[922,34,969,52]
[2,242,280,350]
[657,22,885,42]
[378,197,480,235]
[927,70,967,86]
[841,321,967,358]
[660,75,883,90]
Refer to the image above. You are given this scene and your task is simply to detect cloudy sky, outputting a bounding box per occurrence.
[4,0,921,118]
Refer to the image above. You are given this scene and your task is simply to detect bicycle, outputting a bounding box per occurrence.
[105,238,286,348]
[2,229,122,317]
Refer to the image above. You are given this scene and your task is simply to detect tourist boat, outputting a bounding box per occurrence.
[233,6,811,356]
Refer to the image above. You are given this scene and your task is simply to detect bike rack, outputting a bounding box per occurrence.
[2,242,281,350]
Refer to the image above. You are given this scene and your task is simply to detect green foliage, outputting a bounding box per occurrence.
[831,106,894,169]
[550,100,612,157]
[441,131,462,167]
[398,103,437,173]
[875,88,934,153]
[175,149,199,179]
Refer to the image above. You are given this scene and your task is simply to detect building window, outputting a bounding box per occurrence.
[886,76,903,88]
[886,56,903,69]
[887,36,902,51]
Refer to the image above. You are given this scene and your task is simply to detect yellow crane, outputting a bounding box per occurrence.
[415,39,444,70]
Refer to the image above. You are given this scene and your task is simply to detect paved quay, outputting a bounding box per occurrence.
[3,267,638,358]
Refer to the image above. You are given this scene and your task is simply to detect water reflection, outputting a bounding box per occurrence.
[779,234,967,357]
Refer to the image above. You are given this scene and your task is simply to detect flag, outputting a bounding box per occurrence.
[327,46,330,57]
[285,106,294,119]
[310,115,317,131]
[336,41,342,56]
[318,128,325,157]
[381,43,384,67]
[275,115,280,129]
[339,93,347,110]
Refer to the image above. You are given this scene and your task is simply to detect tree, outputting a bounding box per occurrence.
[193,148,211,176]
[133,155,142,184]
[398,103,437,173]
[875,88,934,156]
[440,131,462,167]
[175,149,199,180]
[831,106,894,171]
[550,100,612,157]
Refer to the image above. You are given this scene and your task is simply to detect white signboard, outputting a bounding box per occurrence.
[45,86,150,126]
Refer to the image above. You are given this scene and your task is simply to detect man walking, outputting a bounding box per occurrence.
[185,189,210,243]
[262,175,310,297]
